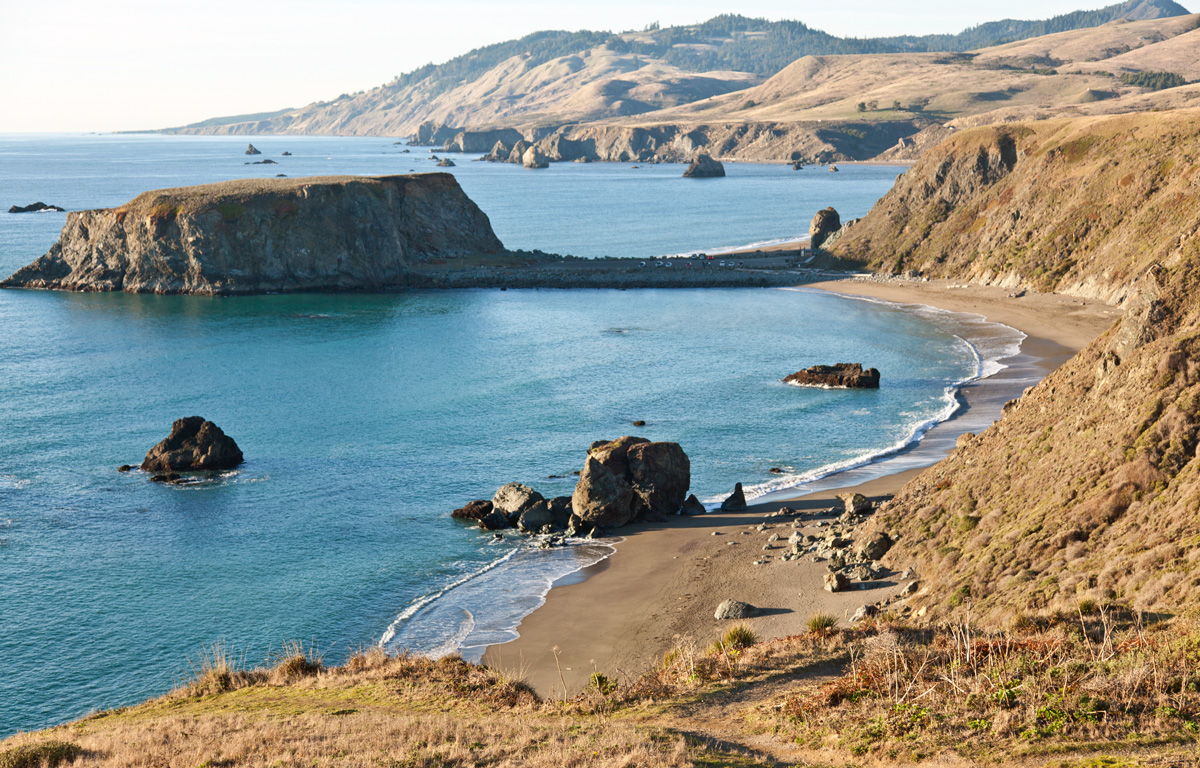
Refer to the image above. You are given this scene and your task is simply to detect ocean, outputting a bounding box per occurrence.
[0,133,1023,736]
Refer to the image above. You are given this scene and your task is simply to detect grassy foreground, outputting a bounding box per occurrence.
[4,612,1199,767]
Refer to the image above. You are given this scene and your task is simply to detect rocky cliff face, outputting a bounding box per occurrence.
[839,109,1200,620]
[2,174,504,295]
[831,110,1200,305]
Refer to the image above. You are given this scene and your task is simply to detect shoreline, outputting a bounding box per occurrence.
[481,277,1120,697]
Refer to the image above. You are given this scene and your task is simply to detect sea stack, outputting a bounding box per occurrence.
[683,153,725,178]
[245,144,261,155]
[809,206,841,248]
[1,174,505,295]
[142,416,243,472]
[784,363,880,389]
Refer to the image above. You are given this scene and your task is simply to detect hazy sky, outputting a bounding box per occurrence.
[0,0,1174,132]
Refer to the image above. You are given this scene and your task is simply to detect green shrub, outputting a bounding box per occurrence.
[0,741,81,768]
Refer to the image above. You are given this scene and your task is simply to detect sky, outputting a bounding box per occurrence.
[0,0,1179,132]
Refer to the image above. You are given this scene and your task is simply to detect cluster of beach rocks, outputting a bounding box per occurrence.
[714,491,920,624]
[452,436,701,540]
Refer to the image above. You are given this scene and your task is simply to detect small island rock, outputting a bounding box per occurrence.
[245,144,261,155]
[682,153,725,178]
[141,416,243,472]
[451,499,494,522]
[9,202,65,214]
[784,363,879,389]
[522,146,550,169]
[436,159,456,167]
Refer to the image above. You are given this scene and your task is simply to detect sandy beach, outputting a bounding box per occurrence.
[482,278,1121,697]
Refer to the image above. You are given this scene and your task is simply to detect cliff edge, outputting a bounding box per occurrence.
[833,109,1200,622]
[1,174,504,295]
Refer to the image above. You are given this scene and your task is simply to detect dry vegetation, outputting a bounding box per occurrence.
[11,613,1200,767]
[825,109,1200,625]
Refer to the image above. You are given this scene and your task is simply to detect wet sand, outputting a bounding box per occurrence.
[482,278,1120,697]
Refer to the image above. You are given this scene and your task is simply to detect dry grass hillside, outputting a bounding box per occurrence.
[6,616,1200,766]
[827,110,1200,626]
[165,47,760,137]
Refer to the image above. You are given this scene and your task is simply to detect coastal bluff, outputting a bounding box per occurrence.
[0,174,504,295]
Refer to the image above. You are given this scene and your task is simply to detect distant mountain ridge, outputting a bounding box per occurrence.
[157,0,1190,157]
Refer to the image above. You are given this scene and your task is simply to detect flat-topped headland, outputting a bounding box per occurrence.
[1,173,815,295]
[0,174,505,295]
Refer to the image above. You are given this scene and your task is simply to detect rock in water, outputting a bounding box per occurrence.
[517,501,555,532]
[9,202,65,213]
[809,206,841,248]
[1,175,504,295]
[451,500,494,522]
[682,153,725,178]
[522,146,549,169]
[720,482,747,511]
[245,144,261,155]
[714,599,759,619]
[784,363,880,389]
[141,416,243,472]
[493,483,544,518]
[436,158,456,167]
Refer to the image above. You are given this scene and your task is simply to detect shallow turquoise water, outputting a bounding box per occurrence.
[0,135,1016,736]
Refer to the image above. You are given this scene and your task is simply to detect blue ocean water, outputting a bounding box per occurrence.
[0,134,1020,737]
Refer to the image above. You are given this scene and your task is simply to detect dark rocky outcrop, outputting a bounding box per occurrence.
[141,416,243,472]
[445,128,523,154]
[784,363,880,389]
[1,174,504,295]
[682,153,725,178]
[720,482,747,511]
[682,494,707,516]
[409,121,460,147]
[9,202,65,213]
[245,144,261,155]
[571,436,690,527]
[451,500,494,522]
[809,206,841,248]
[246,159,277,165]
[517,501,555,532]
[436,158,456,167]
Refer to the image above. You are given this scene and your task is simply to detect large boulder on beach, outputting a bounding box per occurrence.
[683,154,725,178]
[571,437,691,526]
[857,531,894,561]
[682,494,707,516]
[141,416,243,472]
[714,599,760,620]
[571,456,636,528]
[493,483,544,518]
[548,496,573,529]
[784,363,880,389]
[627,441,690,516]
[720,482,748,511]
[809,206,841,248]
[838,492,872,515]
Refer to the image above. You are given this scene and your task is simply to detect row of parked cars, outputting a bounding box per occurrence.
[637,256,745,268]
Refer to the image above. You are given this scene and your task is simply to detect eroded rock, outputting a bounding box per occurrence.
[141,416,243,472]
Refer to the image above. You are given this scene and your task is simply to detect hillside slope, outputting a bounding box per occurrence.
[830,110,1200,623]
[159,2,1192,140]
